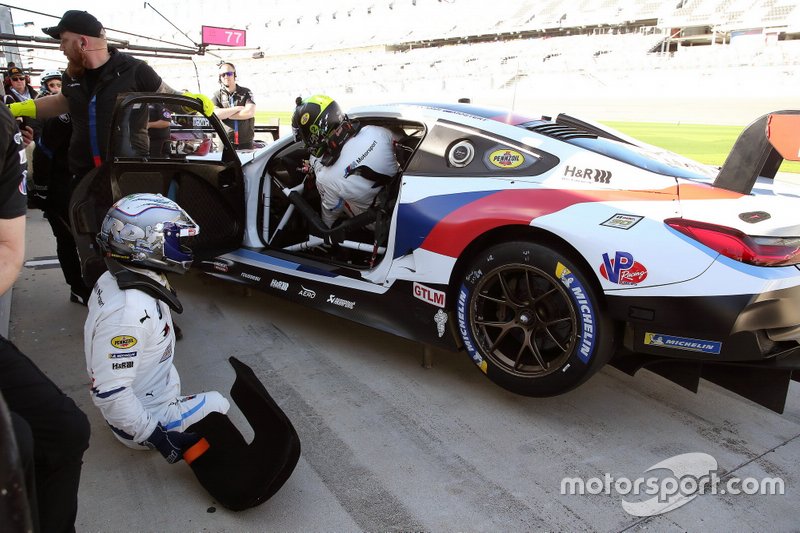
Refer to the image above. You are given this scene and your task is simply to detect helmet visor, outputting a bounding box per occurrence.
[162,220,199,268]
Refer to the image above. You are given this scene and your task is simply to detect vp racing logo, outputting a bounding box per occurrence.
[599,251,648,285]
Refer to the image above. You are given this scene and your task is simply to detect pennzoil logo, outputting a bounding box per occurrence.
[489,149,524,168]
[110,335,137,349]
[300,112,310,125]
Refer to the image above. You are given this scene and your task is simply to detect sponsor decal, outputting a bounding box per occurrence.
[644,333,722,354]
[96,288,104,307]
[161,323,170,337]
[139,310,151,324]
[738,211,771,224]
[240,272,261,282]
[434,308,448,338]
[112,361,135,370]
[108,351,137,359]
[300,112,310,125]
[563,165,612,184]
[413,282,446,308]
[488,149,525,169]
[111,335,137,349]
[211,261,229,272]
[299,285,316,299]
[555,262,596,363]
[270,279,289,291]
[457,286,486,372]
[601,214,643,230]
[345,140,378,176]
[327,294,355,309]
[599,252,648,285]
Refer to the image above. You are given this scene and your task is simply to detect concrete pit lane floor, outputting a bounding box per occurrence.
[11,211,800,531]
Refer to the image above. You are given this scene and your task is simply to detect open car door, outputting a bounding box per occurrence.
[70,93,246,287]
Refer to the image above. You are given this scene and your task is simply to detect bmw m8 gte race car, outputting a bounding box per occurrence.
[71,94,800,412]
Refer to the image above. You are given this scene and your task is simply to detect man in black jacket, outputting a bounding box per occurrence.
[9,10,213,178]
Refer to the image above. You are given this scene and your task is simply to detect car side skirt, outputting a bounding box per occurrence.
[197,250,458,350]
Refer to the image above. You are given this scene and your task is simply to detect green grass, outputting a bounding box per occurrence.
[603,121,800,174]
[254,111,799,174]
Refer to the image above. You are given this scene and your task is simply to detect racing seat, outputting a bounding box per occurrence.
[185,357,300,511]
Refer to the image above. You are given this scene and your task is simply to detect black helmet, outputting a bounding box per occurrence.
[291,95,355,164]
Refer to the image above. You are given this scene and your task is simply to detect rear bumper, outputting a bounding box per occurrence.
[607,283,800,361]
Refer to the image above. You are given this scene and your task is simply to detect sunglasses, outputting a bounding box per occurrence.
[10,77,24,81]
[219,72,235,78]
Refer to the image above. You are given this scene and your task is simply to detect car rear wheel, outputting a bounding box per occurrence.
[456,241,615,397]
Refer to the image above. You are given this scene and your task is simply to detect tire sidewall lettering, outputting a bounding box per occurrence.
[554,261,597,364]
[457,283,486,372]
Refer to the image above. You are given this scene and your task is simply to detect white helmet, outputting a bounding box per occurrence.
[97,193,200,274]
[40,69,62,85]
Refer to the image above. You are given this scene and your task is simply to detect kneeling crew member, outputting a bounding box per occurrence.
[84,193,230,463]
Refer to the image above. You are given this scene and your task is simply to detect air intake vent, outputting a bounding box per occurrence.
[524,122,598,141]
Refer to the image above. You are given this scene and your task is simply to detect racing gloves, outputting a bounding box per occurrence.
[181,92,214,117]
[8,99,36,119]
[142,422,201,464]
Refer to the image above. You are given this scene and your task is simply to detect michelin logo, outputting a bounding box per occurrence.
[644,333,721,355]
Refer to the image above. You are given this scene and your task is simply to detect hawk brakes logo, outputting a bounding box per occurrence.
[599,251,648,285]
[563,165,612,183]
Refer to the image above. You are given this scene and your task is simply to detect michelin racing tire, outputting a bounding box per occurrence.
[456,241,614,397]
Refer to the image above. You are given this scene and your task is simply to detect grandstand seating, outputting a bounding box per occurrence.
[144,0,799,125]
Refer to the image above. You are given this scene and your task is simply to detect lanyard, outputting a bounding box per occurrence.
[229,93,239,145]
[89,95,102,167]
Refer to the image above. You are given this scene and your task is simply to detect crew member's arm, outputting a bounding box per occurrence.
[0,217,25,294]
[0,107,28,293]
[8,92,69,121]
[213,106,244,120]
[226,100,256,120]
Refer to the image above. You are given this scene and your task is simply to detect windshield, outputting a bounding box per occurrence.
[565,136,716,180]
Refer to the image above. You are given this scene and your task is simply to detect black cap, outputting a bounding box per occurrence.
[6,67,24,78]
[42,10,103,39]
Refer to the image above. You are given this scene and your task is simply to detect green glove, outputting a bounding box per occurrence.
[9,99,36,119]
[182,92,214,117]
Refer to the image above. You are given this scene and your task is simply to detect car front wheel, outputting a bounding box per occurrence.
[456,241,614,397]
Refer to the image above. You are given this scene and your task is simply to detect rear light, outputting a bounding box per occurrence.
[665,218,800,267]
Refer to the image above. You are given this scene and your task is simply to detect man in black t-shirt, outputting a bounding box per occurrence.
[0,103,90,533]
[212,62,256,149]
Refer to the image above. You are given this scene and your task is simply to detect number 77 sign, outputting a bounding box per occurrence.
[201,26,247,47]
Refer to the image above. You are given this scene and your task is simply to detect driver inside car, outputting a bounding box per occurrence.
[291,95,399,228]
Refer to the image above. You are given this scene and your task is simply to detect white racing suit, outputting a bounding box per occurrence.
[310,125,399,227]
[84,267,229,449]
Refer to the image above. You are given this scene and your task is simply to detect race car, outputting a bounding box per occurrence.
[71,94,800,412]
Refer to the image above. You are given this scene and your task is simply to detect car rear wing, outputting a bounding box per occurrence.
[713,110,800,194]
